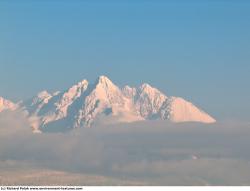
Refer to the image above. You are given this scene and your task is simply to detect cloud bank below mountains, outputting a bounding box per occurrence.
[0,111,250,185]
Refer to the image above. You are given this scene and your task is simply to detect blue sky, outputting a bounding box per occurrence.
[0,0,250,121]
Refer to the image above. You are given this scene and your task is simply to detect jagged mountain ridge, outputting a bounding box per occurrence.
[1,76,216,132]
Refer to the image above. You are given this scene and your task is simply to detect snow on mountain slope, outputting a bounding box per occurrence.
[0,97,16,112]
[122,86,137,98]
[160,97,216,123]
[41,79,89,124]
[20,91,53,115]
[19,79,89,130]
[122,83,169,120]
[134,83,167,119]
[2,75,216,131]
[74,76,143,128]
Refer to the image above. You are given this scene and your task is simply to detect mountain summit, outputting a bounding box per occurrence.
[1,76,216,132]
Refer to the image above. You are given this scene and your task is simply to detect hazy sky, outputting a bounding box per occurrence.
[0,0,250,121]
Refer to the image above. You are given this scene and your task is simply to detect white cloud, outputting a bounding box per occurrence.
[0,111,250,185]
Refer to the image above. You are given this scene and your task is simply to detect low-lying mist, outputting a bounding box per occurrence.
[0,111,250,185]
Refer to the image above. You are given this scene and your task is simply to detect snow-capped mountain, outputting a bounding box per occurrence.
[1,76,216,132]
[0,97,16,112]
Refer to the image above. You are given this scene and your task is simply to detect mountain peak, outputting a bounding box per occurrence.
[77,79,88,87]
[98,75,110,80]
[140,83,152,90]
[139,83,167,98]
[0,76,216,131]
[96,75,113,84]
[139,83,156,93]
[94,75,118,91]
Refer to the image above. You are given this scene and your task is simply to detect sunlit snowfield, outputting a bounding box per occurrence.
[0,111,250,186]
